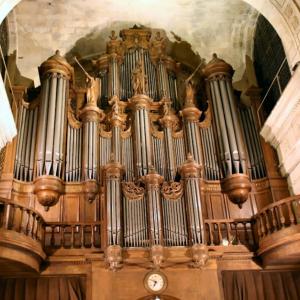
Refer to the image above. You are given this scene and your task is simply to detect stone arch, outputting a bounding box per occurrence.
[244,0,300,69]
[0,0,298,69]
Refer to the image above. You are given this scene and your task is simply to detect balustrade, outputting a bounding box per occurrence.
[254,195,300,241]
[204,218,256,250]
[44,222,103,250]
[0,199,44,243]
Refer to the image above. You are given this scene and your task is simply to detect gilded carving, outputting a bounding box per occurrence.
[161,181,183,201]
[67,98,82,129]
[132,59,148,95]
[198,102,212,128]
[122,181,145,201]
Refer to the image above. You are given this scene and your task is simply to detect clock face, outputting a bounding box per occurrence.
[147,273,164,292]
[144,271,167,294]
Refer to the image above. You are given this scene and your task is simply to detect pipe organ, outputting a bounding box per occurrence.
[10,26,284,256]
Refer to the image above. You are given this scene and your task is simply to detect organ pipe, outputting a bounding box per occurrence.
[179,154,204,245]
[33,50,73,209]
[130,94,153,177]
[204,54,251,207]
[104,159,124,246]
[142,168,164,245]
[80,102,104,202]
[159,100,178,181]
[181,82,203,167]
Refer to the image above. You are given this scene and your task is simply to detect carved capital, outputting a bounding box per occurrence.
[39,50,74,80]
[129,94,152,110]
[103,160,124,179]
[142,168,164,187]
[203,53,233,80]
[179,153,201,178]
[181,106,201,122]
[79,105,105,123]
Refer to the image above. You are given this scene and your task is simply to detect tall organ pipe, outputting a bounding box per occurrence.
[203,54,251,208]
[181,83,203,168]
[33,50,73,210]
[179,154,204,245]
[108,53,120,98]
[80,102,104,202]
[159,105,178,181]
[130,94,153,177]
[157,60,170,99]
[104,160,124,246]
[142,168,164,245]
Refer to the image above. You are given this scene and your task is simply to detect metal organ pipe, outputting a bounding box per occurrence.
[80,103,103,202]
[179,154,204,245]
[157,61,170,99]
[33,50,73,209]
[142,169,164,245]
[181,83,203,169]
[203,54,251,208]
[104,161,124,246]
[131,95,153,177]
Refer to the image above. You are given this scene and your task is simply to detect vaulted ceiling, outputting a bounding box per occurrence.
[8,0,259,85]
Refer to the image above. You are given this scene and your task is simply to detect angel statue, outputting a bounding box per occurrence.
[74,57,100,106]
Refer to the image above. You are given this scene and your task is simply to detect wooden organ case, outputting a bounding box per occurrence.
[0,27,296,300]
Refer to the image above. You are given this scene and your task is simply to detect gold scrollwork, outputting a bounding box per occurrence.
[122,181,145,201]
[67,98,82,129]
[161,181,183,201]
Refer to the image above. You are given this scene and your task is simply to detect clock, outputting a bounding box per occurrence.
[144,270,168,294]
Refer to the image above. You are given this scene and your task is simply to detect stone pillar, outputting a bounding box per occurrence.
[204,54,251,207]
[179,154,204,245]
[34,50,73,209]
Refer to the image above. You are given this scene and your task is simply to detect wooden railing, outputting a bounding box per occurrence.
[204,218,256,250]
[254,195,300,240]
[44,222,103,251]
[0,199,45,243]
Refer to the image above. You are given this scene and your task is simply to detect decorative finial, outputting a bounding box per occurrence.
[187,153,193,161]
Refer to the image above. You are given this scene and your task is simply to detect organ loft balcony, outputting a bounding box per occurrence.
[0,26,299,276]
